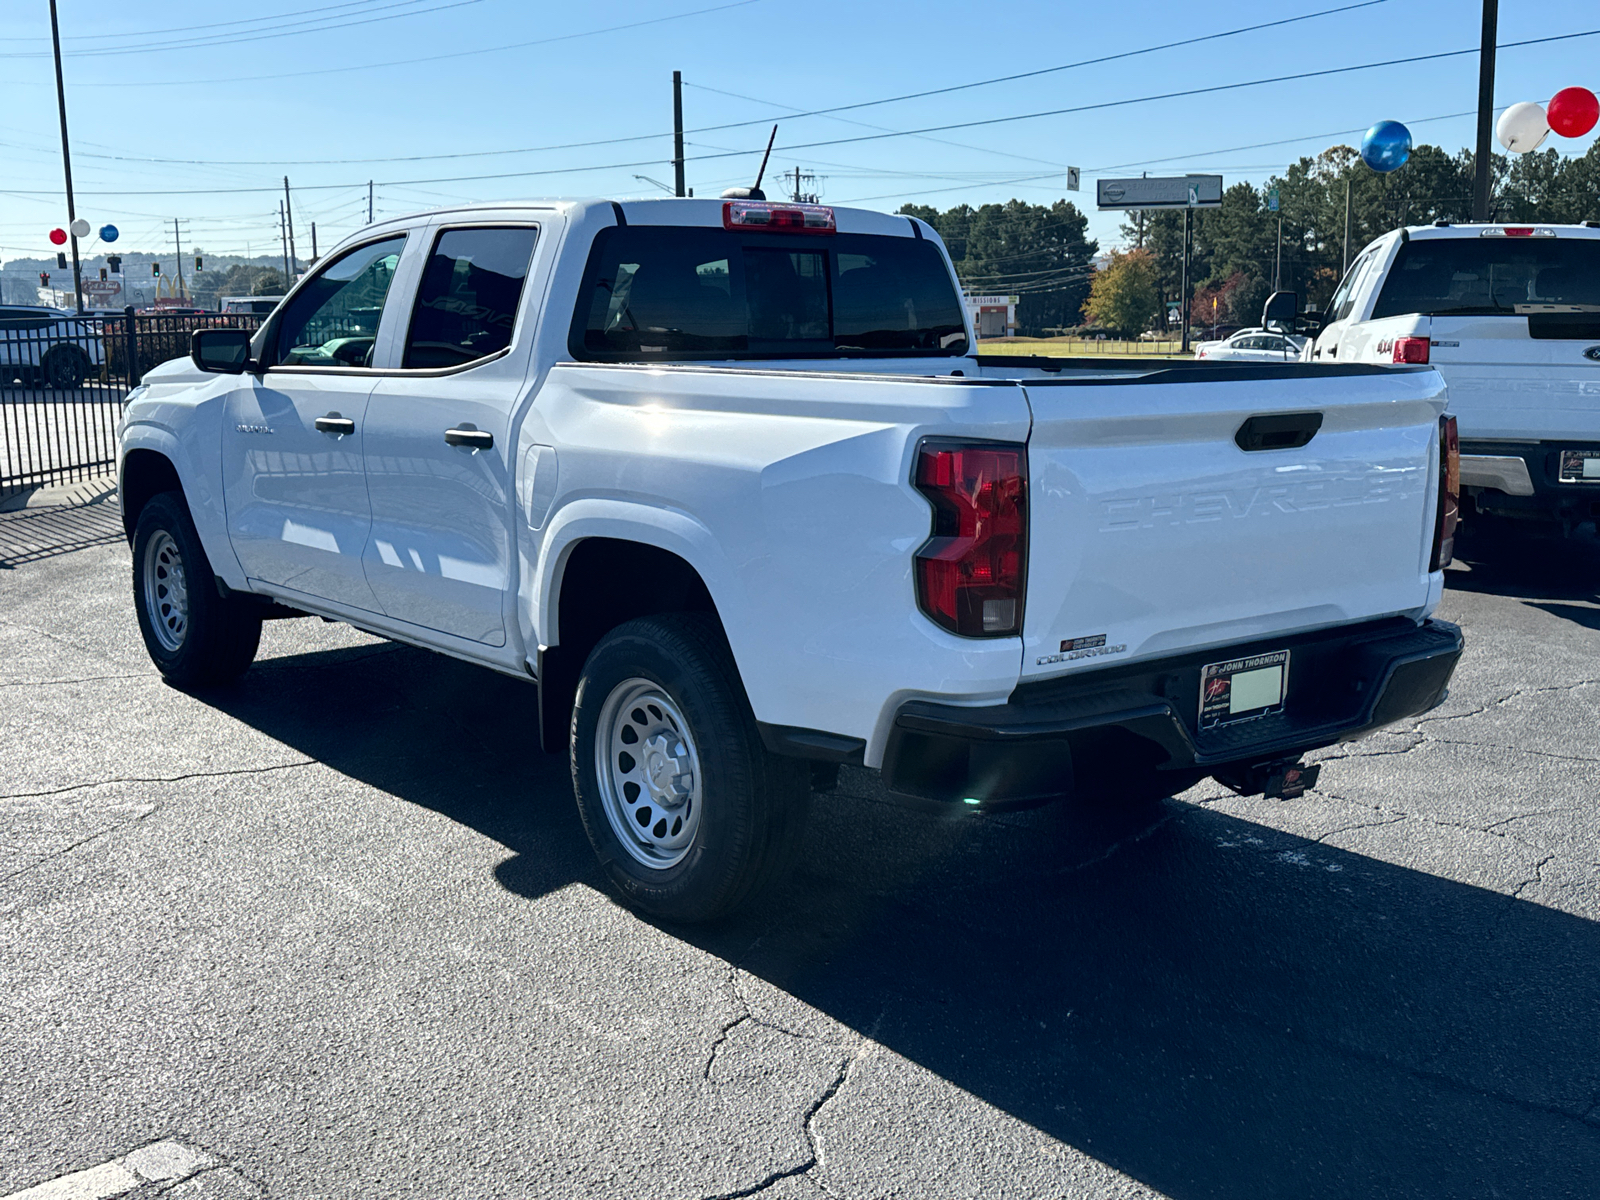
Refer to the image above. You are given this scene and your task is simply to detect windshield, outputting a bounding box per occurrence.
[572,226,969,360]
[1371,236,1600,318]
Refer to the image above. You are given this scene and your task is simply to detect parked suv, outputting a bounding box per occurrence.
[0,305,104,388]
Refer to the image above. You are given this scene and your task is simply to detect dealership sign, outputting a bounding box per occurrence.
[1097,175,1223,210]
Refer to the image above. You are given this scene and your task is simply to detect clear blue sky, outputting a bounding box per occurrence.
[1,0,1596,264]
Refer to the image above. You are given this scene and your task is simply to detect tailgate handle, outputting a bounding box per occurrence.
[1236,412,1323,452]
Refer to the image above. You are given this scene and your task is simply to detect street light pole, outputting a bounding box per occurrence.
[46,0,84,314]
[1473,0,1498,221]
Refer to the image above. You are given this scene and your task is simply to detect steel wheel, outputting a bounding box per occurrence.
[594,677,703,869]
[142,530,189,652]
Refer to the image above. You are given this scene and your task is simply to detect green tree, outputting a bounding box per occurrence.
[1082,248,1160,336]
[900,199,1097,335]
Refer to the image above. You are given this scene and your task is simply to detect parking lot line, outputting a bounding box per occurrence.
[3,1141,216,1200]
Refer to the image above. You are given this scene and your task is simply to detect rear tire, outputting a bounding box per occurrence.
[571,614,808,923]
[42,345,88,390]
[131,492,261,688]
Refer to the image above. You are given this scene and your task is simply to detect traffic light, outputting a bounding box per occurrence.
[39,272,49,287]
[56,252,67,270]
[99,268,108,281]
[194,256,203,271]
[107,255,121,273]
[152,263,161,276]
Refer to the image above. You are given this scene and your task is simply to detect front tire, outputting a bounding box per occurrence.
[571,614,808,923]
[131,492,261,688]
[42,346,88,389]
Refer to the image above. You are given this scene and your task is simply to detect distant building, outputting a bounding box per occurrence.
[964,294,1018,339]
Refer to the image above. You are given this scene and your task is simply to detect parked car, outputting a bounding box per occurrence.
[1195,329,1307,361]
[1307,222,1600,532]
[118,198,1464,920]
[0,304,105,388]
[221,295,285,316]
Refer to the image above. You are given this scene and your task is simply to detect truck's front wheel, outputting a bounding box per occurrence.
[131,492,262,688]
[571,614,807,923]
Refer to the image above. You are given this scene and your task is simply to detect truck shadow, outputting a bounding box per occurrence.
[1446,519,1600,610]
[213,640,1600,1199]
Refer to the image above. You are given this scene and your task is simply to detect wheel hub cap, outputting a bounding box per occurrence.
[595,679,702,869]
[142,530,189,653]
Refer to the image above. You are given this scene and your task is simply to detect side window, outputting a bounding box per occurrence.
[1325,252,1373,324]
[274,235,406,368]
[403,226,539,369]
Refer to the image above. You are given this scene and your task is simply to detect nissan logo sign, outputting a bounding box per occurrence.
[1586,346,1600,362]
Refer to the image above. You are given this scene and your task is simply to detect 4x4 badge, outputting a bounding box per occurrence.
[1585,346,1600,362]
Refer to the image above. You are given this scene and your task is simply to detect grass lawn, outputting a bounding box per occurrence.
[978,336,1192,360]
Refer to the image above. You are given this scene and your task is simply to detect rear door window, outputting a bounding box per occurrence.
[1372,236,1600,318]
[573,226,968,359]
[403,226,539,368]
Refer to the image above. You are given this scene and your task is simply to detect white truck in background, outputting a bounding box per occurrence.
[117,197,1464,921]
[1304,222,1600,534]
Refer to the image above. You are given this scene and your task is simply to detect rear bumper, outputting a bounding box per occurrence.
[1460,440,1600,524]
[882,617,1463,805]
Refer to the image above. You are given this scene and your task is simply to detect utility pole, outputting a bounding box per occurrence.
[279,200,290,291]
[1342,176,1353,275]
[1473,0,1498,221]
[172,217,185,300]
[310,223,318,265]
[368,181,374,223]
[283,177,297,282]
[672,70,686,197]
[1274,211,1283,292]
[1179,207,1193,355]
[47,0,83,314]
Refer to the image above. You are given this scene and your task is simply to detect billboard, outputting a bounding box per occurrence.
[1097,175,1223,210]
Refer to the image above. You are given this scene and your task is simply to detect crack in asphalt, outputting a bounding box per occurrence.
[0,673,152,688]
[0,803,160,886]
[0,758,316,804]
[0,613,133,667]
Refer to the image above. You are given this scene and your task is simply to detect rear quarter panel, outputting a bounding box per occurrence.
[520,363,1032,763]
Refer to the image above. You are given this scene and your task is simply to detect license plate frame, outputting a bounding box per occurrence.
[1558,449,1600,484]
[1199,650,1290,730]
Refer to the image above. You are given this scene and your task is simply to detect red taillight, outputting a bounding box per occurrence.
[1430,414,1460,571]
[913,442,1027,637]
[722,200,836,234]
[1504,226,1534,237]
[1393,336,1430,364]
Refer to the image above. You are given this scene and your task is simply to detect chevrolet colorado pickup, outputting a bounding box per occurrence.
[117,198,1463,920]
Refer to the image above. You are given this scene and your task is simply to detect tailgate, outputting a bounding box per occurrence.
[1425,315,1600,441]
[1019,367,1444,682]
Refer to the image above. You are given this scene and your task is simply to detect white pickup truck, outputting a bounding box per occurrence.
[1307,222,1600,533]
[117,198,1463,920]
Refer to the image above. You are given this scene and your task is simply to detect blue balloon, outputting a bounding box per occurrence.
[1360,121,1412,173]
[99,224,119,242]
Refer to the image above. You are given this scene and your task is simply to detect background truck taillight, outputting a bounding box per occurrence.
[913,441,1027,637]
[1393,336,1430,364]
[1430,414,1460,571]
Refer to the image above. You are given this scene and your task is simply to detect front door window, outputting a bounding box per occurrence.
[274,236,406,368]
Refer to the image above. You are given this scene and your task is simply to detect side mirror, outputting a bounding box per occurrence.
[192,327,255,374]
[1261,290,1299,332]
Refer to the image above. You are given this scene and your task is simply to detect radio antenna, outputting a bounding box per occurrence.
[751,125,777,193]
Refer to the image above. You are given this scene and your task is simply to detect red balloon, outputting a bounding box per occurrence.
[1548,86,1599,138]
[48,227,67,245]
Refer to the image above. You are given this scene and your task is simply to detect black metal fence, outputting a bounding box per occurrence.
[1,308,265,501]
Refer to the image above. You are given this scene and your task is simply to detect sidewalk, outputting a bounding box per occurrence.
[0,475,122,569]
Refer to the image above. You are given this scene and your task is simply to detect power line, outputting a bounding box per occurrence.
[0,0,485,60]
[63,0,769,87]
[9,28,1598,201]
[0,0,427,42]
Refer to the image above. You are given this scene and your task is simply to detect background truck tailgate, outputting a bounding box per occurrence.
[1019,367,1445,682]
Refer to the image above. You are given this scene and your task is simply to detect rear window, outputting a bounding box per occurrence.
[571,226,968,360]
[1371,236,1600,319]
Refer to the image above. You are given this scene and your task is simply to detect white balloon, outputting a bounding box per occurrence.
[1496,101,1550,153]
[68,217,90,238]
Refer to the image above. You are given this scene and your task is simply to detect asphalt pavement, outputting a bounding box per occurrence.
[2,502,1598,1199]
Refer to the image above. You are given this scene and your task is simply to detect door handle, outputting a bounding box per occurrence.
[444,427,494,449]
[1235,411,1324,452]
[315,414,355,435]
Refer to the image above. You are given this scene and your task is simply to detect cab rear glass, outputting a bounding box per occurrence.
[570,226,969,360]
[1371,236,1600,318]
